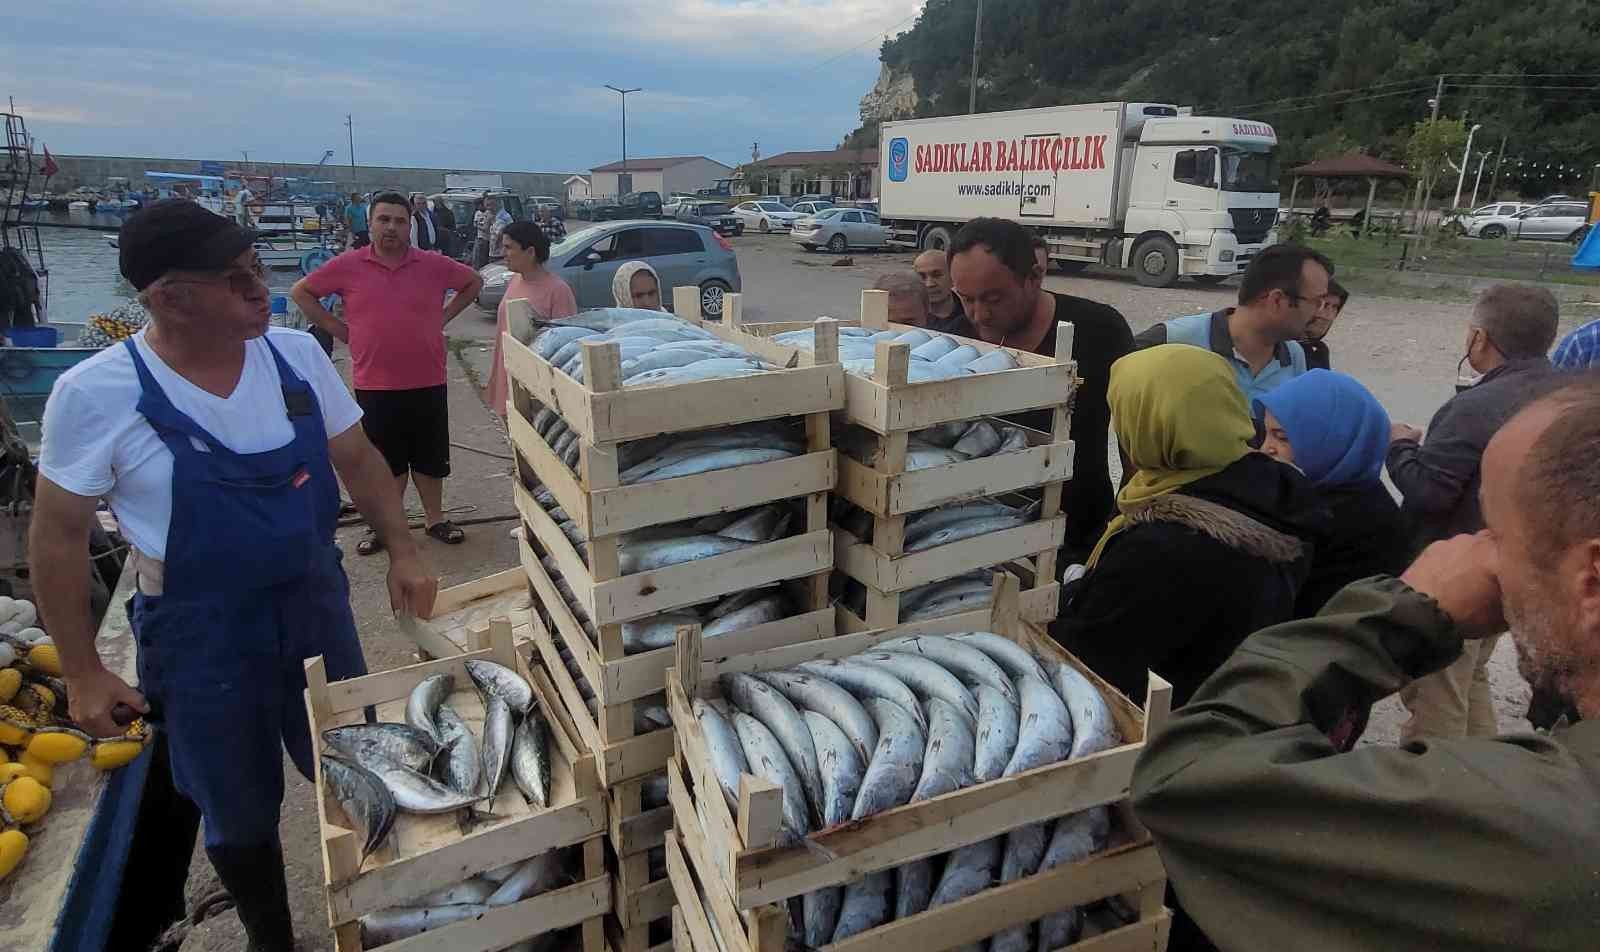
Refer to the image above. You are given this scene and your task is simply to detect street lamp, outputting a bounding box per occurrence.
[1451,123,1483,210]
[604,85,642,194]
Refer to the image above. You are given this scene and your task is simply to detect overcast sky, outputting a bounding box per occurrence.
[3,0,921,173]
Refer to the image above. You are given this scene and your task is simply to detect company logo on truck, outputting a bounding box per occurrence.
[909,134,1109,175]
[888,137,910,182]
[1231,122,1276,141]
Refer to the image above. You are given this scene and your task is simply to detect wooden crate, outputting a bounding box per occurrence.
[663,575,1173,952]
[304,620,611,952]
[397,567,534,660]
[504,311,846,788]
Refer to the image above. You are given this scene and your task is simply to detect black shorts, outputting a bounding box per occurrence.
[356,385,450,478]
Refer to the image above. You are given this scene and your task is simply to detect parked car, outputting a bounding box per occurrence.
[526,195,562,216]
[784,194,831,208]
[1444,202,1530,233]
[617,191,663,220]
[475,262,513,310]
[1470,202,1591,241]
[788,199,834,217]
[734,199,801,233]
[791,206,890,253]
[673,200,744,236]
[429,189,526,261]
[548,220,740,316]
[1534,194,1578,206]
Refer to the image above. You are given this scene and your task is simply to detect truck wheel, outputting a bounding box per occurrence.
[1133,237,1180,288]
[1192,274,1229,286]
[921,226,954,252]
[759,218,771,234]
[700,280,731,318]
[827,234,849,254]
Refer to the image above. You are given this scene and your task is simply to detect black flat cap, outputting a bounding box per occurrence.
[119,199,258,291]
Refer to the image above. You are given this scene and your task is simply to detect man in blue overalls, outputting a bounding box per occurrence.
[31,200,437,950]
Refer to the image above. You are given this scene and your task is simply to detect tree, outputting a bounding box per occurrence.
[1405,117,1468,229]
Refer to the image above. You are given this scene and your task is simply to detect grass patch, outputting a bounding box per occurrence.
[1306,233,1600,288]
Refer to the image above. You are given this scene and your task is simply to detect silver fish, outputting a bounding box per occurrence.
[702,597,786,638]
[891,330,933,348]
[973,684,1021,783]
[481,694,514,801]
[642,772,670,808]
[716,505,791,543]
[804,887,844,949]
[904,361,966,382]
[534,308,668,333]
[755,670,877,766]
[998,820,1050,901]
[481,860,521,883]
[910,335,960,361]
[803,711,863,827]
[904,585,994,621]
[912,419,971,447]
[625,357,771,387]
[618,534,752,574]
[1005,675,1074,776]
[901,574,990,614]
[532,486,559,510]
[465,659,535,715]
[405,674,453,745]
[935,344,982,367]
[911,698,976,801]
[488,853,557,907]
[951,632,1049,681]
[529,406,559,435]
[622,611,703,655]
[694,698,750,813]
[362,758,483,814]
[796,659,928,731]
[952,420,1002,457]
[533,326,601,360]
[1052,662,1121,759]
[321,755,395,860]
[894,858,934,919]
[561,439,581,470]
[323,723,440,774]
[1036,807,1112,950]
[929,837,1002,907]
[963,349,1020,373]
[435,704,483,798]
[543,418,570,446]
[852,697,925,820]
[360,903,491,944]
[856,651,979,722]
[831,870,891,942]
[621,447,798,485]
[904,442,969,471]
[878,635,1017,701]
[902,500,1017,544]
[634,704,672,733]
[708,587,779,619]
[417,877,496,905]
[511,709,551,808]
[551,431,578,460]
[904,513,1029,553]
[722,674,823,824]
[731,711,812,846]
[996,424,1031,453]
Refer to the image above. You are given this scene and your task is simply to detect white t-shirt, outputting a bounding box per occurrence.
[40,328,363,561]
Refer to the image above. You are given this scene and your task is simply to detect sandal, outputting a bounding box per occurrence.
[426,520,465,545]
[357,530,385,556]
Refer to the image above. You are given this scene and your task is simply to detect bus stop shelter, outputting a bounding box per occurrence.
[1287,152,1411,238]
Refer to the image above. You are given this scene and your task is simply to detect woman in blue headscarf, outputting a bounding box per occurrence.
[1255,369,1412,618]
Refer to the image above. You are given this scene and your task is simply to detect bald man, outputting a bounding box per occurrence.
[913,249,974,335]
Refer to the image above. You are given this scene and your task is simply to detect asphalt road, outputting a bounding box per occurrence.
[178,232,1589,948]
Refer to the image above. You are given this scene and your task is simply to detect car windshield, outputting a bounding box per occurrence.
[814,208,845,219]
[758,202,788,211]
[551,225,606,258]
[1220,145,1278,193]
[697,203,733,214]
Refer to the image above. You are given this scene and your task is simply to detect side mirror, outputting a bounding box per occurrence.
[583,250,602,269]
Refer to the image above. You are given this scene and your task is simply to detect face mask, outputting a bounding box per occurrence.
[1456,353,1483,393]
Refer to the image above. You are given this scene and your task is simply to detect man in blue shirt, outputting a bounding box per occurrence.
[1552,316,1600,370]
[1134,243,1333,399]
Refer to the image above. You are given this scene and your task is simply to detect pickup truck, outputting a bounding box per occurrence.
[672,200,744,236]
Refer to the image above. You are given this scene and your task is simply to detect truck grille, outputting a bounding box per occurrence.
[1229,207,1275,245]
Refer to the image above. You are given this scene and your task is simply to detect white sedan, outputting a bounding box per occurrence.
[733,200,801,234]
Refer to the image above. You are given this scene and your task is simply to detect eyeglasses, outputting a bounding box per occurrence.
[161,258,268,296]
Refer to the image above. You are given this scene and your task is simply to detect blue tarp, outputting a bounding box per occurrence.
[1572,223,1600,271]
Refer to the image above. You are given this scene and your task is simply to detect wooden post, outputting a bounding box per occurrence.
[873,339,910,387]
[1036,321,1075,588]
[989,571,1021,635]
[736,775,784,851]
[811,316,839,368]
[672,286,701,322]
[1287,175,1301,222]
[581,837,607,952]
[489,615,515,666]
[674,624,702,700]
[504,297,536,347]
[1360,177,1378,239]
[860,288,890,330]
[724,292,743,329]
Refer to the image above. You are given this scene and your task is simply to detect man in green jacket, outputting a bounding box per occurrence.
[1131,378,1600,952]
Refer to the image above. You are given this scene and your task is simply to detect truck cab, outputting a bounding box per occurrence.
[1121,114,1279,286]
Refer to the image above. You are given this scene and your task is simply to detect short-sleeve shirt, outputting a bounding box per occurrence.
[301,245,477,391]
[1135,310,1306,400]
[345,202,368,232]
[39,328,362,561]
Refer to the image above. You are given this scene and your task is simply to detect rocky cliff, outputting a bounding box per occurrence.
[858,63,917,125]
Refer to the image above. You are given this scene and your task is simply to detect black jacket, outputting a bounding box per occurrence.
[1296,481,1411,618]
[1050,453,1325,708]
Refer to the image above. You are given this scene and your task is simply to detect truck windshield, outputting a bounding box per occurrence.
[1220,146,1278,193]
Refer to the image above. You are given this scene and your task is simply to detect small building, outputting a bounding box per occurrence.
[565,175,592,204]
[743,148,880,200]
[589,156,733,198]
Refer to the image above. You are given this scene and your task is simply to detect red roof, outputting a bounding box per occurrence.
[752,148,880,169]
[590,155,723,173]
[1290,152,1410,179]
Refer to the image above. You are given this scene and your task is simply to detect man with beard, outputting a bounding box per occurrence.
[1130,379,1600,952]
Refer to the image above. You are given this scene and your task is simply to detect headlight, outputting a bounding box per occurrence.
[1219,250,1235,262]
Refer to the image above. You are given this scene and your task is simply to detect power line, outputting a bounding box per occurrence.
[1248,86,1436,118]
[1227,77,1433,112]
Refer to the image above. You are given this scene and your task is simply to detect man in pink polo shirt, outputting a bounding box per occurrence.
[291,192,483,554]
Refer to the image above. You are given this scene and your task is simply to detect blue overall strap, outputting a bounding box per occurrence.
[122,339,235,456]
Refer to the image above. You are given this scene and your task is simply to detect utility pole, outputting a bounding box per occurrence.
[1487,135,1507,200]
[605,85,642,193]
[345,114,356,186]
[968,0,984,114]
[239,149,250,170]
[1429,74,1444,121]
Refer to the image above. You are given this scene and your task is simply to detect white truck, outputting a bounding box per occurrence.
[878,102,1280,287]
[444,172,505,191]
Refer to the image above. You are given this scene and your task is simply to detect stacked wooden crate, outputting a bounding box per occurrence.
[304,620,610,951]
[663,575,1173,952]
[503,300,848,952]
[714,289,1076,631]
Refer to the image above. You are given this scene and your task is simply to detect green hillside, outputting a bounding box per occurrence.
[850,0,1600,197]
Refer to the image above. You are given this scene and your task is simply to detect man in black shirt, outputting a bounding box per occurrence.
[913,249,971,335]
[949,217,1135,560]
[1300,278,1347,370]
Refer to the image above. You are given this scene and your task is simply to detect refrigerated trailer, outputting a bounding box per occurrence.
[878,102,1280,287]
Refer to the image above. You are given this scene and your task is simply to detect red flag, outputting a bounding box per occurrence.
[39,146,58,179]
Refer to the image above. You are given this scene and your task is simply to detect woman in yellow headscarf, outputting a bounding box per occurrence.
[1052,345,1324,708]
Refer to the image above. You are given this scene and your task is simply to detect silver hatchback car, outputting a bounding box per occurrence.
[791,207,890,253]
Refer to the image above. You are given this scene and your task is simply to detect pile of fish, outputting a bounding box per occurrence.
[835,498,1038,552]
[528,309,776,387]
[319,660,556,947]
[358,851,574,951]
[840,417,1033,473]
[693,633,1121,949]
[769,326,1021,381]
[529,408,807,486]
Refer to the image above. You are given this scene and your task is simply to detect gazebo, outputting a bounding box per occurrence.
[1287,152,1411,238]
